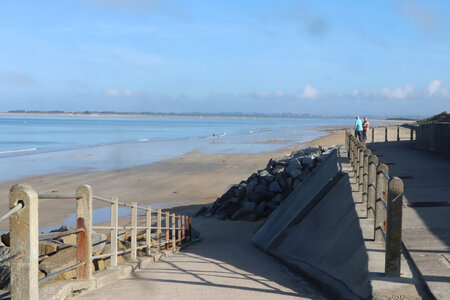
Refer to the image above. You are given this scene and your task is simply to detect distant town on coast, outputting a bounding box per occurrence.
[3,110,422,120]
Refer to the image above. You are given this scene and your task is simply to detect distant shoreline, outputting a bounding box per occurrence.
[0,112,415,122]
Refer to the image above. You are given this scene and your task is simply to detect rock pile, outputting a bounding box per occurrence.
[196,146,337,221]
[0,225,160,289]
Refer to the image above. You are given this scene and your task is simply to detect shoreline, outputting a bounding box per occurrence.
[0,112,416,122]
[0,127,342,231]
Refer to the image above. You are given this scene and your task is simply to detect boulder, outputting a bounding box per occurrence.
[1,233,10,247]
[256,202,267,214]
[39,241,59,256]
[258,170,269,177]
[271,165,285,175]
[246,178,258,193]
[241,201,257,212]
[0,247,10,289]
[236,186,246,200]
[92,232,108,256]
[254,184,268,194]
[263,174,275,183]
[268,181,282,193]
[301,155,315,169]
[289,169,302,179]
[272,194,284,204]
[39,246,77,279]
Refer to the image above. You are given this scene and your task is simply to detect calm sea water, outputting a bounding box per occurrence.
[0,115,356,182]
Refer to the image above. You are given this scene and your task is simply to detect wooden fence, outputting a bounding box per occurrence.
[345,130,404,277]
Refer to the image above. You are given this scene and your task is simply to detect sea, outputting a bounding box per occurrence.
[0,115,361,183]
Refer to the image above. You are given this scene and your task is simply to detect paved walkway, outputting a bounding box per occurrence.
[76,218,327,299]
[366,140,450,300]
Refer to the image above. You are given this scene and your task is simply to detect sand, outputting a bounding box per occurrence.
[0,124,411,231]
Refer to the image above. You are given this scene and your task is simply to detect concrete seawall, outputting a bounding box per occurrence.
[252,150,371,299]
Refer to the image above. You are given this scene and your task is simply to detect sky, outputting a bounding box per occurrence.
[1,0,450,117]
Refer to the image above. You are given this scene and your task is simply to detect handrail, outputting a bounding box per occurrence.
[2,184,193,300]
[0,202,23,224]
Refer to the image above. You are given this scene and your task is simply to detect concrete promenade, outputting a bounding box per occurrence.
[76,218,327,299]
[366,140,450,299]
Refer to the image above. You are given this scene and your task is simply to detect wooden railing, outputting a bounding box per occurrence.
[1,183,191,300]
[358,125,417,143]
[345,130,404,277]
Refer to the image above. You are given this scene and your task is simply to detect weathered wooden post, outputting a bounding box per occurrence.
[165,212,169,250]
[410,127,414,140]
[131,202,137,260]
[171,214,176,250]
[375,164,389,242]
[385,127,388,142]
[371,127,375,143]
[9,184,38,300]
[146,206,152,255]
[367,155,379,220]
[397,126,400,141]
[110,197,118,267]
[362,149,371,211]
[76,184,93,280]
[385,177,403,276]
[157,209,162,252]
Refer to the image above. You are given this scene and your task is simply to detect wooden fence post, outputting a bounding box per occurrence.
[146,206,152,255]
[9,184,38,300]
[172,214,176,250]
[110,197,118,268]
[397,126,400,141]
[181,215,185,241]
[367,155,378,220]
[371,127,375,143]
[131,202,137,261]
[410,127,414,140]
[385,177,403,276]
[375,164,389,242]
[76,184,93,280]
[157,209,162,252]
[165,212,169,250]
[385,127,388,142]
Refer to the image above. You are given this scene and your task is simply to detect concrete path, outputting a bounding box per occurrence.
[366,141,450,299]
[76,218,327,300]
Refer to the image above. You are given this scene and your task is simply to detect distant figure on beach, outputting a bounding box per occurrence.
[362,117,370,143]
[355,116,363,142]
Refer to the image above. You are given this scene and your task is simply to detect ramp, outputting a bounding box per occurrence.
[266,173,370,299]
[252,149,341,251]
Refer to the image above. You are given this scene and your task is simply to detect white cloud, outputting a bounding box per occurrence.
[105,88,139,97]
[297,85,319,99]
[427,80,443,96]
[350,89,359,97]
[396,0,437,33]
[379,84,415,99]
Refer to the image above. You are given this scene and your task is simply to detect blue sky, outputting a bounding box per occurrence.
[1,0,449,116]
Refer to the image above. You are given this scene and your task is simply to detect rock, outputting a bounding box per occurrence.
[317,151,331,162]
[39,270,46,280]
[0,247,10,289]
[286,177,293,190]
[271,165,285,175]
[229,197,240,203]
[248,192,267,204]
[278,178,290,194]
[268,181,282,193]
[39,241,58,256]
[241,201,257,212]
[258,169,269,177]
[263,174,275,183]
[94,259,106,271]
[254,184,267,194]
[51,225,75,233]
[92,232,107,256]
[39,246,77,278]
[218,186,237,203]
[301,155,315,169]
[246,178,258,193]
[1,233,10,247]
[272,194,284,204]
[58,233,77,246]
[293,179,302,189]
[289,169,302,179]
[256,202,267,214]
[236,186,246,200]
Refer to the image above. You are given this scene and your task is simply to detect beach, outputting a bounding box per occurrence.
[0,126,346,232]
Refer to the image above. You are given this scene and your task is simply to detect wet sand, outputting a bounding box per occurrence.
[0,127,343,231]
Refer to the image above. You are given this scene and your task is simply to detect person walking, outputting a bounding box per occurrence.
[362,116,370,143]
[354,116,363,142]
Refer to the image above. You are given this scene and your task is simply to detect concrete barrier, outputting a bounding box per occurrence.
[266,174,371,299]
[251,149,341,251]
